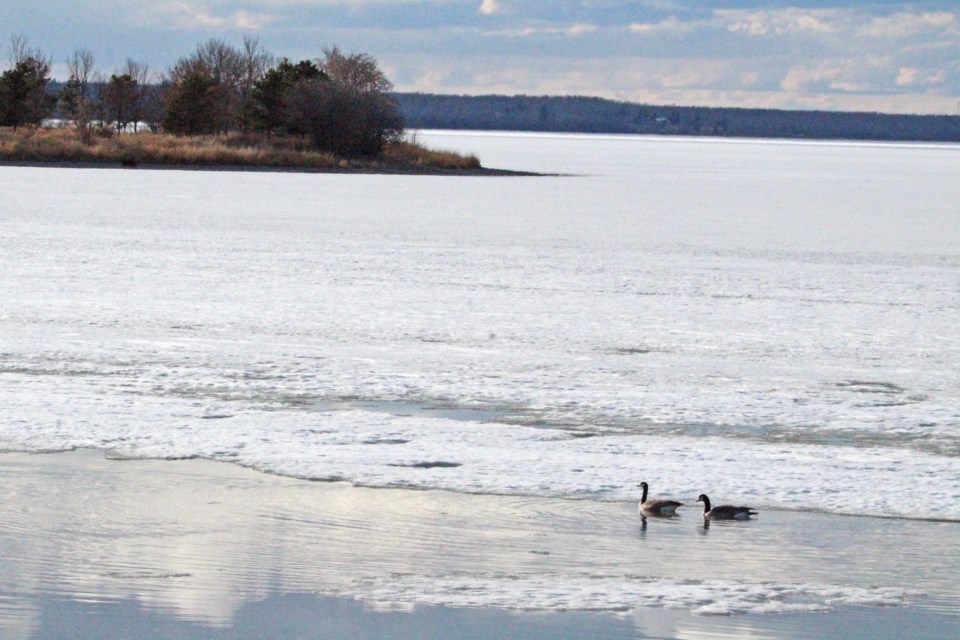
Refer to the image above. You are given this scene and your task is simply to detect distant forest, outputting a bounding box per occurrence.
[396,93,960,143]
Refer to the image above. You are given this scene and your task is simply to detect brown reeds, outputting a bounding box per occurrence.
[381,140,481,170]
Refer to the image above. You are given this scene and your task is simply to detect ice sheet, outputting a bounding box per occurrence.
[341,573,912,616]
[2,133,959,521]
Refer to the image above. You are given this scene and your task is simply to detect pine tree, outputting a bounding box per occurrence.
[0,57,55,128]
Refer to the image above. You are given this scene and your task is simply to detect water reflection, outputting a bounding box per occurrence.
[0,597,38,640]
[20,592,644,640]
[639,511,684,533]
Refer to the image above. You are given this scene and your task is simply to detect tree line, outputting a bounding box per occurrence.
[0,36,403,157]
[396,93,960,143]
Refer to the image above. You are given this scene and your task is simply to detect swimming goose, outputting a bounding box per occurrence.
[696,494,757,520]
[638,481,683,516]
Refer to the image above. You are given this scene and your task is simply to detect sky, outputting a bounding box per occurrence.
[2,1,959,114]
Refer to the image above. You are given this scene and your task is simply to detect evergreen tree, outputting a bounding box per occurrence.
[58,75,82,120]
[100,73,139,133]
[162,66,219,135]
[251,58,324,134]
[0,57,55,128]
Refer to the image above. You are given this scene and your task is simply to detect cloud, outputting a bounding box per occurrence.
[629,17,693,35]
[781,63,845,92]
[566,23,597,37]
[151,2,277,30]
[479,0,502,16]
[161,2,223,28]
[718,9,838,37]
[860,11,957,38]
[234,10,276,29]
[411,68,453,92]
[779,58,894,94]
[895,66,946,87]
[895,67,919,86]
[482,23,598,38]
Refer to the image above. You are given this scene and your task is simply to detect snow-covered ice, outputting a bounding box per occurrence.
[2,132,959,521]
[341,573,912,616]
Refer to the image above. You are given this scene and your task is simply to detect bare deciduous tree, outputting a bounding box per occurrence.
[238,36,273,131]
[123,58,150,131]
[8,34,34,66]
[61,48,100,142]
[319,46,393,94]
[67,48,96,99]
[196,39,243,132]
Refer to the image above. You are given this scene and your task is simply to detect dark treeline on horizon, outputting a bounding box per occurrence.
[396,93,960,143]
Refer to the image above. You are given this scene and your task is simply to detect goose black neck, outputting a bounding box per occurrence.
[641,484,648,502]
[700,495,712,512]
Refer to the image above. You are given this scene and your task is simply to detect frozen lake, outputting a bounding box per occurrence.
[2,131,960,520]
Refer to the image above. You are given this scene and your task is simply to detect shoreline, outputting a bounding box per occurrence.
[0,158,543,177]
[8,446,957,526]
[0,127,546,176]
[2,449,957,640]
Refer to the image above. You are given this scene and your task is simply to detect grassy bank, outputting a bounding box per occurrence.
[0,127,487,174]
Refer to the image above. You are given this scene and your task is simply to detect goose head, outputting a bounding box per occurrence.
[638,481,649,501]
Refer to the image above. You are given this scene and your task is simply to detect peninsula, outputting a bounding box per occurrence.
[0,37,502,175]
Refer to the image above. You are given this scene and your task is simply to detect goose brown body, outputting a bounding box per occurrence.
[638,482,683,516]
[696,493,757,520]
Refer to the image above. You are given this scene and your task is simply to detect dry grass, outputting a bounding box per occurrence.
[0,127,484,173]
[381,140,481,170]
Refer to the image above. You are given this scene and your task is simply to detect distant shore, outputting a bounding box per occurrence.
[397,93,960,143]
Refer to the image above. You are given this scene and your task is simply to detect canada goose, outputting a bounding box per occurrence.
[696,493,757,520]
[638,481,683,516]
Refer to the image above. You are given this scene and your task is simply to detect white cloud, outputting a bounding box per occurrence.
[234,10,275,29]
[484,27,537,37]
[412,68,453,92]
[779,58,895,94]
[566,23,597,37]
[861,11,958,38]
[162,2,224,28]
[628,17,692,35]
[483,23,598,38]
[896,66,946,87]
[896,67,919,86]
[479,0,501,16]
[780,63,845,92]
[719,9,838,37]
[150,2,276,30]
